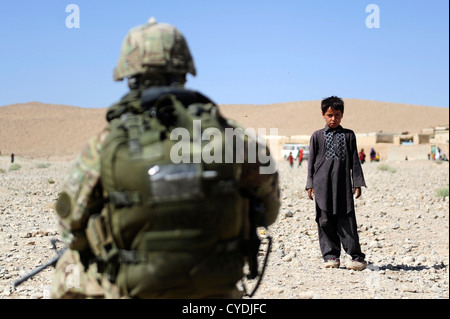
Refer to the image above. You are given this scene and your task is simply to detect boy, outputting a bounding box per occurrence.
[305,96,367,270]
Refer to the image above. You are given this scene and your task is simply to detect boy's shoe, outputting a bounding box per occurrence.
[346,259,368,271]
[323,258,340,268]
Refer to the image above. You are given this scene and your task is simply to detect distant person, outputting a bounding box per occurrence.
[11,153,14,163]
[359,149,366,164]
[306,96,367,271]
[436,147,441,161]
[287,151,294,168]
[370,148,376,163]
[375,153,380,162]
[296,148,304,167]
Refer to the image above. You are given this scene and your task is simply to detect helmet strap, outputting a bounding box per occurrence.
[128,73,186,90]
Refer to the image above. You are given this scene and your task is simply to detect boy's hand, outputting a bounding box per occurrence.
[307,188,314,200]
[353,187,362,199]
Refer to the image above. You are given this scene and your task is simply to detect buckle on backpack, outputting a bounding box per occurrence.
[86,214,117,262]
[117,250,148,264]
[108,191,142,208]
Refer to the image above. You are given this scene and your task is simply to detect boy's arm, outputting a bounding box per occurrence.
[350,132,366,188]
[305,132,317,191]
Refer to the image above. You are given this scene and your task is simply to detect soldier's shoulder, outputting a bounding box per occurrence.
[71,128,109,174]
[82,129,109,158]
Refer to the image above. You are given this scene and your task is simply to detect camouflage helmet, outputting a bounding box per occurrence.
[113,18,196,81]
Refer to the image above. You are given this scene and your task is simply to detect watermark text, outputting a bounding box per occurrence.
[366,4,380,28]
[66,4,80,29]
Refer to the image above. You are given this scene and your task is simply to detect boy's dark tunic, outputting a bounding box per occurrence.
[306,125,366,261]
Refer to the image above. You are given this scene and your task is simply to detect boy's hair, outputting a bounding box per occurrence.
[321,96,344,114]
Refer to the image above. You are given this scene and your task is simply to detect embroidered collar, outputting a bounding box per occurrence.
[324,125,343,133]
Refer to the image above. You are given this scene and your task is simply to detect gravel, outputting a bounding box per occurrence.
[1,156,448,299]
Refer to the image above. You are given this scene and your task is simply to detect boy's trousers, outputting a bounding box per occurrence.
[315,203,365,262]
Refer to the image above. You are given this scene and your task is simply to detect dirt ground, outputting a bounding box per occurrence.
[0,155,448,300]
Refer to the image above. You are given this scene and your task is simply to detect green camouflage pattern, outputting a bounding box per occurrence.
[55,129,109,250]
[113,18,196,81]
[50,249,123,299]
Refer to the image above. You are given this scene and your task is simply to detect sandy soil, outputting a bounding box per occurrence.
[0,155,448,300]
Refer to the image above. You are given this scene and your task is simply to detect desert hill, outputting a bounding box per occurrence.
[218,99,449,136]
[0,99,448,160]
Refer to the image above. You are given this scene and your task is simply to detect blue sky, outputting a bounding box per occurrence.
[0,0,448,108]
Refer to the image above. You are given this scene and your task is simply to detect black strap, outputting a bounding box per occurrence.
[141,86,215,109]
[242,235,272,298]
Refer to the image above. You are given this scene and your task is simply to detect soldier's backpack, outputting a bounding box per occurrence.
[86,87,263,298]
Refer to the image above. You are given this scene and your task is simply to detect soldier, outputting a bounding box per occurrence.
[51,18,280,299]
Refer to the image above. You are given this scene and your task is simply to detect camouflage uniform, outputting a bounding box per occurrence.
[51,19,279,299]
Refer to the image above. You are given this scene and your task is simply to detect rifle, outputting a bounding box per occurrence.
[13,239,66,288]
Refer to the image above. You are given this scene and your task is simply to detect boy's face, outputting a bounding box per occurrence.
[322,107,343,129]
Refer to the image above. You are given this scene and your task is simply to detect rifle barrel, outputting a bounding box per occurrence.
[13,252,63,288]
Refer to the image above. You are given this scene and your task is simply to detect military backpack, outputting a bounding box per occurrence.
[85,87,254,298]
